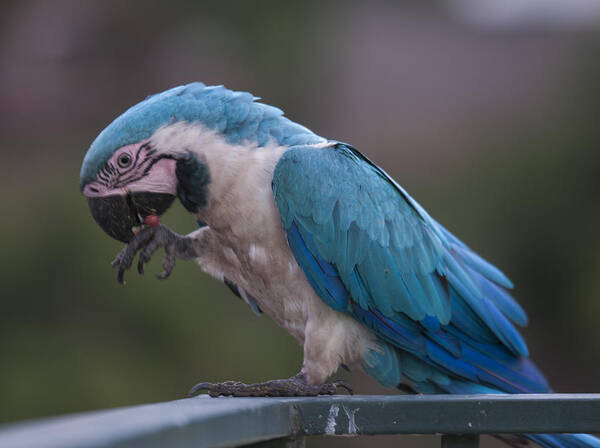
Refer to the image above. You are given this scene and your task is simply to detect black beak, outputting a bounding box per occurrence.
[87,192,176,243]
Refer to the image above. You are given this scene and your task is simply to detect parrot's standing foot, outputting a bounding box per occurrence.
[188,373,353,397]
[111,224,198,284]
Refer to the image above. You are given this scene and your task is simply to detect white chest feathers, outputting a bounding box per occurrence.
[149,122,376,383]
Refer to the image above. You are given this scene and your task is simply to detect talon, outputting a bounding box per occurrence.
[111,252,123,268]
[109,225,195,284]
[157,245,176,279]
[156,270,170,280]
[188,382,214,397]
[118,266,126,285]
[137,256,145,275]
[156,263,174,280]
[332,380,354,395]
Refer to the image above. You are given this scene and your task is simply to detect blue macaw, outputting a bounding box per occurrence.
[80,83,598,448]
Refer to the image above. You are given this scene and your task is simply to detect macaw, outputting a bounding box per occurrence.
[80,83,598,448]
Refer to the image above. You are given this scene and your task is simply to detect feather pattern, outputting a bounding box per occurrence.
[273,142,548,395]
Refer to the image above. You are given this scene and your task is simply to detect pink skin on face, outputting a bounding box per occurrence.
[83,142,178,199]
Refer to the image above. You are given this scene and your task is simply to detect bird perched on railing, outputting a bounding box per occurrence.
[80,83,598,448]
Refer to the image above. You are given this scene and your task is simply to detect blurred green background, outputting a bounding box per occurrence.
[1,1,599,447]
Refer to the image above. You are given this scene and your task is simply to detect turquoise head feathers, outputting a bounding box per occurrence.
[80,82,323,188]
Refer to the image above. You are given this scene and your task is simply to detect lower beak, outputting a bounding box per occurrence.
[86,192,176,242]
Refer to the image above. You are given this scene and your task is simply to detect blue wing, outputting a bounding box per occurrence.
[272,143,549,394]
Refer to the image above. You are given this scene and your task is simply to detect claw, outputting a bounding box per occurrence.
[156,271,170,280]
[188,382,214,397]
[111,249,126,268]
[188,381,246,398]
[137,255,145,275]
[156,246,176,279]
[118,266,126,285]
[332,380,354,395]
[110,224,191,284]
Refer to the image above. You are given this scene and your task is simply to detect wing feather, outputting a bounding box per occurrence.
[272,143,547,393]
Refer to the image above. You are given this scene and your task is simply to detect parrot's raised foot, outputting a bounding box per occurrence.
[111,224,196,284]
[188,374,353,397]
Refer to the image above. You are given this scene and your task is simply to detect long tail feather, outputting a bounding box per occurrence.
[527,434,600,448]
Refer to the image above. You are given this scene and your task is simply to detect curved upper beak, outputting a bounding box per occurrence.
[86,192,176,242]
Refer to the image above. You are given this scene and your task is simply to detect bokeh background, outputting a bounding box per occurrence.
[1,1,599,447]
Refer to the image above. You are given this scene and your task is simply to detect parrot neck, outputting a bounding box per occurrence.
[149,121,289,229]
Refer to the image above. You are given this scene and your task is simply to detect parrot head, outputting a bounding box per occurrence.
[80,82,323,242]
[80,83,215,242]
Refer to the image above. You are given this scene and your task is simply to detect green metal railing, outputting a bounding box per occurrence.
[0,394,599,448]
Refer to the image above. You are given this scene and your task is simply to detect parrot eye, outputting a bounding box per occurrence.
[117,153,132,168]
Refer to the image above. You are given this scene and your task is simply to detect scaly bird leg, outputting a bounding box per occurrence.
[111,224,199,284]
[188,372,353,397]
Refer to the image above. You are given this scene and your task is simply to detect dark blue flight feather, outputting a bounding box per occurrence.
[272,142,549,396]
